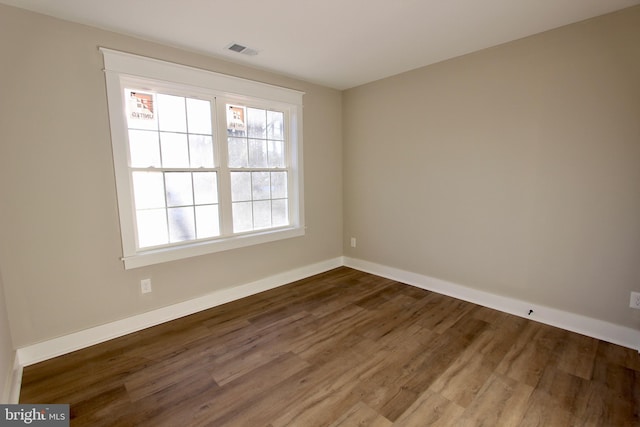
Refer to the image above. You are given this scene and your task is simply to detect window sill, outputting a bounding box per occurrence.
[122,226,305,269]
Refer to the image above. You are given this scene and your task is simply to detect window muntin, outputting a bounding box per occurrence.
[125,89,219,250]
[226,104,288,233]
[124,90,296,250]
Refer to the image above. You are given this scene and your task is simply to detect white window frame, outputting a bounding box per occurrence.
[101,48,305,269]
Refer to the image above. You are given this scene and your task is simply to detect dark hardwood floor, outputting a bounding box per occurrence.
[20,267,640,426]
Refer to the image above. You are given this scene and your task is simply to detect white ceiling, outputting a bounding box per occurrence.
[2,0,639,89]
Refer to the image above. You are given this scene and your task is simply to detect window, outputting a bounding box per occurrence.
[101,49,304,269]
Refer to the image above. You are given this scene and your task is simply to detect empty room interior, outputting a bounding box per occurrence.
[1,0,640,425]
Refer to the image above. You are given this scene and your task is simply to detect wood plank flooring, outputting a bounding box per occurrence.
[20,267,640,426]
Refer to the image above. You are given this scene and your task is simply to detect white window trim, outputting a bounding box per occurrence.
[101,48,305,269]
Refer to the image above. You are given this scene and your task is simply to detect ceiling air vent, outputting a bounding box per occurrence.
[226,43,259,56]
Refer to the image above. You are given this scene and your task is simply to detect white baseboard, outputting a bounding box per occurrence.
[2,353,22,404]
[344,257,639,352]
[17,257,343,367]
[14,255,639,375]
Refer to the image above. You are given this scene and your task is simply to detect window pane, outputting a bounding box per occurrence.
[189,135,214,168]
[186,98,212,135]
[247,107,266,138]
[267,110,284,140]
[195,205,220,239]
[248,139,267,168]
[231,172,251,201]
[193,172,217,204]
[267,140,285,168]
[252,171,271,200]
[271,172,288,199]
[253,200,271,229]
[232,202,253,232]
[129,130,161,167]
[157,94,187,133]
[126,89,157,131]
[165,172,193,207]
[272,199,288,226]
[228,137,248,168]
[168,206,195,242]
[160,132,190,168]
[136,208,168,248]
[132,171,165,209]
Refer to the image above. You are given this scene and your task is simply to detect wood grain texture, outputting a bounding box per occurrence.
[20,267,640,426]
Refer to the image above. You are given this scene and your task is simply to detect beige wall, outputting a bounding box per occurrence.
[0,5,343,347]
[344,7,640,328]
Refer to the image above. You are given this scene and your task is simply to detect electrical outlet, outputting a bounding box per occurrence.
[350,237,357,248]
[141,278,152,294]
[630,292,640,309]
